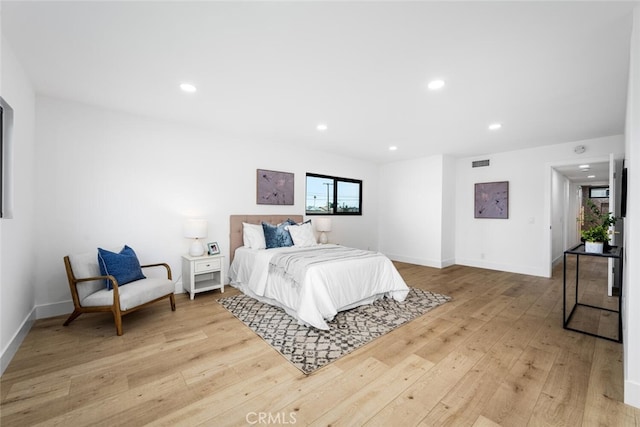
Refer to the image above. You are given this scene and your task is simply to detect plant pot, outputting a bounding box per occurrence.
[585,241,604,254]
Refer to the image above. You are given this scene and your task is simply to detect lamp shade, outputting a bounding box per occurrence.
[315,218,332,232]
[183,219,207,239]
[315,217,332,244]
[184,219,207,256]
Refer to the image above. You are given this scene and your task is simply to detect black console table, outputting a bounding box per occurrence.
[563,243,623,343]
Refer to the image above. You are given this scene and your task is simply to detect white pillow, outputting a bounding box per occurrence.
[242,222,266,249]
[287,221,318,247]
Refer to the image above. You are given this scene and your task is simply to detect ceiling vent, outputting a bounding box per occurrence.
[472,159,490,168]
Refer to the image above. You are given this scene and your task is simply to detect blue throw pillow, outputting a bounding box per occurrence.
[97,245,146,290]
[262,220,296,249]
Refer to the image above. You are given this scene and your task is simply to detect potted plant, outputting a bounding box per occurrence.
[580,198,617,254]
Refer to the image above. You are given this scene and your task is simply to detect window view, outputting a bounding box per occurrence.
[306,173,362,215]
[589,187,609,198]
[336,180,360,213]
[306,175,334,213]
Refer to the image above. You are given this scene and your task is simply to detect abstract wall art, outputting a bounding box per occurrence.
[256,169,294,205]
[474,181,509,219]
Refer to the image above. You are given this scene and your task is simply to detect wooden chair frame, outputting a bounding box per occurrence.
[63,256,176,336]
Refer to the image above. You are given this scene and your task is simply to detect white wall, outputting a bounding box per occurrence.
[624,6,640,410]
[2,11,637,406]
[33,96,380,316]
[378,154,453,267]
[441,155,456,264]
[0,38,37,374]
[550,167,568,264]
[454,135,624,278]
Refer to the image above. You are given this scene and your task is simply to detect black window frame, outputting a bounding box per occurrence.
[305,173,363,216]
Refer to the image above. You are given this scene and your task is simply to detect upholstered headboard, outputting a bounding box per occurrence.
[229,214,303,262]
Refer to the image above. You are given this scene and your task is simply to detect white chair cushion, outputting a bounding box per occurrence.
[82,278,174,311]
[68,251,105,301]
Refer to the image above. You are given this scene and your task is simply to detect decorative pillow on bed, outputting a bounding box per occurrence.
[97,245,146,290]
[262,219,296,249]
[242,222,266,249]
[287,220,318,247]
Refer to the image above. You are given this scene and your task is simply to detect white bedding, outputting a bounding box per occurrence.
[228,244,410,330]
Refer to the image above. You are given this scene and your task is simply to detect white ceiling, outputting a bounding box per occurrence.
[1,1,637,164]
[553,161,610,185]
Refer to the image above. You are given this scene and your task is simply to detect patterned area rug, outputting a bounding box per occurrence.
[218,288,451,374]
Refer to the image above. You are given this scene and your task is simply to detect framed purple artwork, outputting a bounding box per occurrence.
[257,169,294,205]
[474,181,509,219]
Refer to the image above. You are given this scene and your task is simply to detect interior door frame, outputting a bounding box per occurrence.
[608,153,616,295]
[544,154,612,278]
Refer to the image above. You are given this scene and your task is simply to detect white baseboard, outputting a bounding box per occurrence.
[1,308,35,376]
[2,288,187,376]
[552,254,564,268]
[35,287,187,321]
[36,300,74,319]
[625,379,640,409]
[455,258,548,278]
[174,280,185,294]
[385,255,547,278]
[386,253,452,269]
[34,284,188,321]
[441,257,455,268]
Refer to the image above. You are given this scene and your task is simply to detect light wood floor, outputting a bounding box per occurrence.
[2,259,639,426]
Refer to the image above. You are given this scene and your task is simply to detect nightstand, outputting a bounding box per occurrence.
[181,254,225,300]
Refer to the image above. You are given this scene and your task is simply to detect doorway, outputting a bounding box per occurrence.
[548,154,624,293]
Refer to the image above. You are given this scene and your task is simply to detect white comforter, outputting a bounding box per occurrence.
[229,244,410,330]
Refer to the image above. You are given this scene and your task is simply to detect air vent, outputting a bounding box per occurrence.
[472,159,490,168]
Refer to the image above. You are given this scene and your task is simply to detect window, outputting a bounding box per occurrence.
[589,187,609,198]
[305,173,362,215]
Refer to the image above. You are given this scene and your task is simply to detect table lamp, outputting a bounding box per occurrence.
[315,217,332,244]
[184,219,207,256]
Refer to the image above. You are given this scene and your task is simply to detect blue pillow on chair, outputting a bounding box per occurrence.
[97,245,146,290]
[262,219,296,249]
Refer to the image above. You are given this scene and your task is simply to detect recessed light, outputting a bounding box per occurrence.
[579,164,590,169]
[389,146,398,151]
[588,175,596,178]
[180,83,197,93]
[427,80,445,90]
[316,123,328,131]
[488,123,502,131]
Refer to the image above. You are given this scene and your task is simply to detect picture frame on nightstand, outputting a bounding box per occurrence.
[207,242,220,255]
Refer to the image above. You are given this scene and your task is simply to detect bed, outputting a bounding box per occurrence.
[228,215,410,330]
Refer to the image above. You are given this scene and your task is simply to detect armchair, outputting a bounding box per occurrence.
[63,247,176,335]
